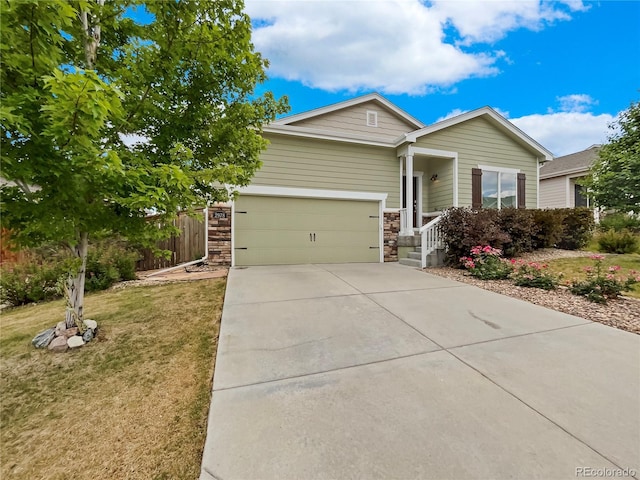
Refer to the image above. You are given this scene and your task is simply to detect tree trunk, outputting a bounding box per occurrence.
[64,232,89,331]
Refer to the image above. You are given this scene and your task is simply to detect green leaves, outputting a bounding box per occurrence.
[1,0,288,252]
[584,101,640,211]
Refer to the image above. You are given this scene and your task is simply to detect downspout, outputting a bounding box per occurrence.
[146,207,209,277]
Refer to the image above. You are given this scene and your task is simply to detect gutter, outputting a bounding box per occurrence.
[145,207,209,277]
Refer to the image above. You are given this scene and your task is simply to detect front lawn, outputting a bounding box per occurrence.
[0,279,225,479]
[544,253,640,299]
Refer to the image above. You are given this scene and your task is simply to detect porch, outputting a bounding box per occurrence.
[394,146,456,267]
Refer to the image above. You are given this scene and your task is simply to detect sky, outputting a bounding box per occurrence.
[245,0,640,156]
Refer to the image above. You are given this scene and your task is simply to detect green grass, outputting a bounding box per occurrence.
[0,279,225,479]
[544,254,640,299]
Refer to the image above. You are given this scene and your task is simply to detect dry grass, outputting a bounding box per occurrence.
[0,278,225,480]
[543,253,640,299]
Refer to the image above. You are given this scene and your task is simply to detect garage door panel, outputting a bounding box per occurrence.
[235,195,381,266]
[234,229,317,248]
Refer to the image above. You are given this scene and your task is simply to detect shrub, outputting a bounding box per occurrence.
[557,208,595,250]
[569,255,639,303]
[498,208,537,257]
[0,240,139,307]
[596,229,639,254]
[0,254,70,306]
[511,260,560,290]
[532,209,565,249]
[598,213,640,233]
[460,245,514,280]
[85,241,139,292]
[441,208,510,265]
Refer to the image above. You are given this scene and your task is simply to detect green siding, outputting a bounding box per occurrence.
[255,134,400,208]
[413,117,539,208]
[234,195,380,265]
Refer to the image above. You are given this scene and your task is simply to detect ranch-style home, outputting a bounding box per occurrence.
[206,93,553,268]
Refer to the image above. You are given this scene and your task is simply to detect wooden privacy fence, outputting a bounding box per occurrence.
[136,209,206,271]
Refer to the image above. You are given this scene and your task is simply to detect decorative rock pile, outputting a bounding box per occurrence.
[31,319,99,352]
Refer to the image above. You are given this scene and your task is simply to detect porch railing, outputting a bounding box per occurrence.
[399,208,409,234]
[419,215,444,268]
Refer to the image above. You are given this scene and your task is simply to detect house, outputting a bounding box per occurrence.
[206,93,553,268]
[539,145,599,209]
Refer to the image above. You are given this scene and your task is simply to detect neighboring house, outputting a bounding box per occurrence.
[206,93,553,268]
[539,145,599,209]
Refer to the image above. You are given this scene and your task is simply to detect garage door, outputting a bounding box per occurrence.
[234,195,380,266]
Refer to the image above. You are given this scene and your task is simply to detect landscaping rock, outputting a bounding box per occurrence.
[83,319,98,331]
[55,321,67,336]
[62,327,79,338]
[32,328,56,348]
[67,336,84,349]
[82,328,94,343]
[48,336,68,352]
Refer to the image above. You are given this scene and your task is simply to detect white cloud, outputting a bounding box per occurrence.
[438,96,611,157]
[431,0,589,45]
[555,93,597,113]
[511,111,612,156]
[246,0,587,94]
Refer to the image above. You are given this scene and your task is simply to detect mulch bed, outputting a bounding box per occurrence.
[426,250,640,335]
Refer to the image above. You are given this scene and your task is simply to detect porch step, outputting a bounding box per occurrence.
[407,251,421,260]
[399,257,422,268]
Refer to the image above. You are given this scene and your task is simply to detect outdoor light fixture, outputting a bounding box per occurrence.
[430,174,438,182]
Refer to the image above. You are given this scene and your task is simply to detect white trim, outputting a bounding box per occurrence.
[233,186,386,264]
[399,156,404,213]
[263,125,395,148]
[379,199,385,263]
[565,176,572,207]
[540,166,589,180]
[536,159,541,209]
[406,106,554,161]
[230,200,236,267]
[478,165,520,209]
[238,185,387,201]
[384,207,401,213]
[453,153,459,207]
[403,154,414,233]
[478,164,520,174]
[410,146,458,159]
[272,92,424,129]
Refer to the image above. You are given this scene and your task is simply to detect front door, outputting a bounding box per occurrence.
[402,175,419,226]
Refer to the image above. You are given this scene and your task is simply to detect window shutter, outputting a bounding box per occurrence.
[472,168,482,209]
[517,173,526,208]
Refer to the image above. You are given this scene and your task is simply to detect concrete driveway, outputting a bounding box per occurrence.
[200,263,640,480]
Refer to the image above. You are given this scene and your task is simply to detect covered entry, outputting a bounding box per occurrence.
[234,194,382,266]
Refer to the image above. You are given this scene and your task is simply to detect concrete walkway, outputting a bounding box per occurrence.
[200,263,640,480]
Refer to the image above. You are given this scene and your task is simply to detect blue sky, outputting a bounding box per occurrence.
[246,0,640,156]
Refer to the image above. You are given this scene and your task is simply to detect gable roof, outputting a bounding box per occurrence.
[272,92,425,130]
[540,145,600,179]
[403,106,554,161]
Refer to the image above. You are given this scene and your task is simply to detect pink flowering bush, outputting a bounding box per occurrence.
[511,260,561,290]
[460,245,513,280]
[569,255,640,303]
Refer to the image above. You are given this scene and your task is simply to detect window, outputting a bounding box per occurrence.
[575,183,589,207]
[366,110,378,127]
[481,169,517,209]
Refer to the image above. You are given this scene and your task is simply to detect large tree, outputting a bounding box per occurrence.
[1,0,288,328]
[584,100,640,211]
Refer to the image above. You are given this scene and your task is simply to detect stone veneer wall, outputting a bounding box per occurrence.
[383,212,400,262]
[207,206,232,266]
